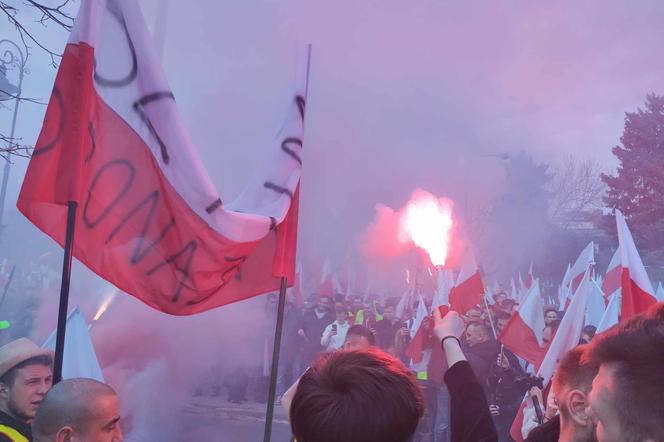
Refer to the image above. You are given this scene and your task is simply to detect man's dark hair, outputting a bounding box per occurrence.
[466,320,491,337]
[500,299,517,310]
[586,303,664,441]
[582,325,597,339]
[551,345,598,415]
[493,310,511,322]
[544,306,559,316]
[290,348,423,442]
[0,354,53,387]
[346,325,376,346]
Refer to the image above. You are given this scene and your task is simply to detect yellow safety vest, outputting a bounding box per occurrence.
[0,424,29,442]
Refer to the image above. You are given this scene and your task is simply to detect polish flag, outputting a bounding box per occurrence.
[560,242,594,308]
[17,0,306,315]
[395,287,413,320]
[406,295,429,363]
[499,280,545,366]
[524,262,534,290]
[510,278,519,301]
[616,211,657,320]
[597,292,620,334]
[511,270,592,441]
[602,247,621,305]
[319,258,335,296]
[289,260,304,308]
[449,252,485,315]
[585,281,606,328]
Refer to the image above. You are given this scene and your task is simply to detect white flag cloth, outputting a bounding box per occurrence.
[43,307,105,382]
[597,292,621,334]
[585,281,606,328]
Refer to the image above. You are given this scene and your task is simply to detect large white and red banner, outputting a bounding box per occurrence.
[449,251,485,315]
[615,211,657,320]
[18,0,305,315]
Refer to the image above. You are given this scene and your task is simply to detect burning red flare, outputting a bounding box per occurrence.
[399,191,453,267]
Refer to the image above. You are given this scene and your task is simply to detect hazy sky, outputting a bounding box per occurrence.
[3,0,664,271]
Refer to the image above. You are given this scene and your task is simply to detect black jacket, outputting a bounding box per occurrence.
[0,410,31,442]
[444,359,498,442]
[298,309,333,364]
[464,339,500,388]
[524,414,560,442]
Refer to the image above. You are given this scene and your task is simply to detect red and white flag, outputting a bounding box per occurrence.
[510,270,592,441]
[17,0,305,315]
[597,292,620,334]
[560,242,594,308]
[406,294,429,364]
[499,280,545,366]
[602,247,621,304]
[449,251,485,315]
[615,211,657,320]
[524,262,534,290]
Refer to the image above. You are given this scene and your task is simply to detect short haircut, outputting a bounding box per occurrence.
[32,378,117,438]
[585,303,664,441]
[500,299,517,310]
[0,354,53,387]
[290,348,423,442]
[494,310,512,322]
[466,321,491,336]
[544,306,559,316]
[346,325,376,346]
[551,345,598,415]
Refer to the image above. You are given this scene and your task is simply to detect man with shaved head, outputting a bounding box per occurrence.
[31,378,122,442]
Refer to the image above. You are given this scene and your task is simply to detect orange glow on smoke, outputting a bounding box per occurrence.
[399,192,453,267]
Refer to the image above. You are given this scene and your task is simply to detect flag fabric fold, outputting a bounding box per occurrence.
[597,292,620,334]
[18,0,306,315]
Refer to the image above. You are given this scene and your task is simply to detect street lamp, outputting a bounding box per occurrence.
[0,39,27,243]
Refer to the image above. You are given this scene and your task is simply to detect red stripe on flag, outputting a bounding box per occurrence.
[18,43,294,315]
[449,271,484,315]
[620,268,657,320]
[499,313,545,366]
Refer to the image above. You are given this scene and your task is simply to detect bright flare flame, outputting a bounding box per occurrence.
[93,290,117,321]
[399,192,453,267]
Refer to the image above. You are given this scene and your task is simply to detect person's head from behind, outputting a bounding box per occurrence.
[552,345,598,442]
[544,307,560,326]
[584,303,664,442]
[0,338,53,422]
[343,325,376,351]
[580,325,597,345]
[500,298,517,314]
[32,378,122,442]
[465,321,490,347]
[290,348,423,442]
[543,319,560,344]
[494,310,511,335]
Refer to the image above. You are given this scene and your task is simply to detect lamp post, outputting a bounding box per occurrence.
[0,39,27,243]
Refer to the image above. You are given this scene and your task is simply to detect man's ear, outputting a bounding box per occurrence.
[0,382,9,401]
[55,426,74,442]
[567,390,591,427]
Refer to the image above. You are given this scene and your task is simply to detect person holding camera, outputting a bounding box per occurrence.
[486,349,530,441]
[321,305,351,351]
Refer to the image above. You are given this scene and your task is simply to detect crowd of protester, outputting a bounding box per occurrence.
[1,289,663,441]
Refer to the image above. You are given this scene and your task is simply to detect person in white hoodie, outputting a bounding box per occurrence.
[321,306,351,351]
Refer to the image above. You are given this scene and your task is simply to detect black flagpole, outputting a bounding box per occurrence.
[263,277,289,442]
[263,44,312,442]
[53,201,78,384]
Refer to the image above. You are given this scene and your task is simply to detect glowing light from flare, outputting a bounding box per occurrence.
[399,192,453,267]
[93,290,117,321]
